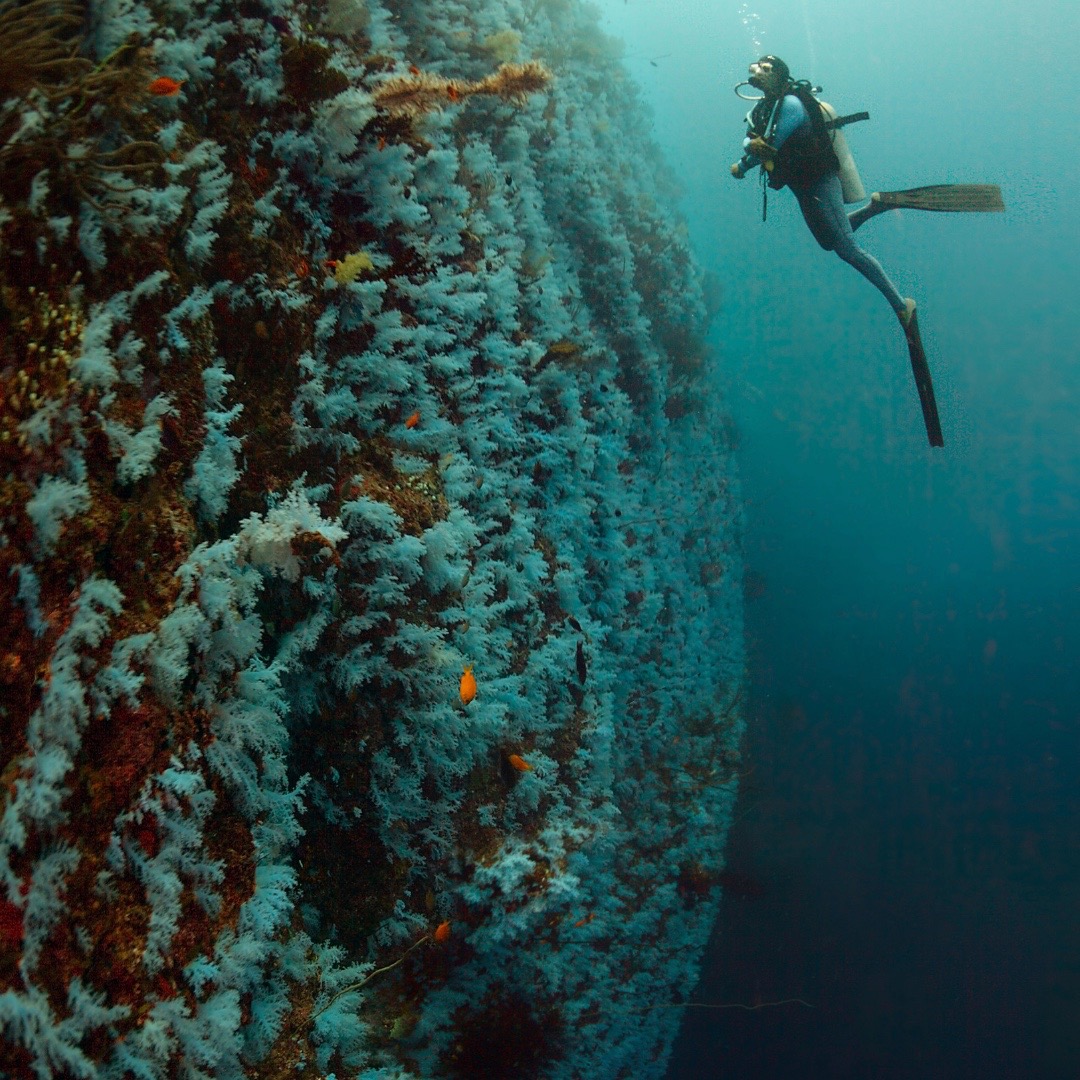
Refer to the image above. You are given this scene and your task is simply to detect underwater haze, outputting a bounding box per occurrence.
[594,0,1080,1077]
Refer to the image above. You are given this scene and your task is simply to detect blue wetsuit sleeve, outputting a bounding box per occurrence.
[771,95,810,149]
[739,95,810,171]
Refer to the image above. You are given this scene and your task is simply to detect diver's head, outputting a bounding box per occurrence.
[748,55,790,96]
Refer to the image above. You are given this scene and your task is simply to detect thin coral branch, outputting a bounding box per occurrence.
[311,934,432,1018]
[0,0,91,99]
[615,997,815,1013]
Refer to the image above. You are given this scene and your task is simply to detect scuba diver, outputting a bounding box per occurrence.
[730,55,1004,447]
[732,56,912,324]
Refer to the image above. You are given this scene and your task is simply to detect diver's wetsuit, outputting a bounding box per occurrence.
[739,94,906,314]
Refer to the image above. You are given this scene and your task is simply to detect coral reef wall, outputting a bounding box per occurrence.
[0,0,744,1076]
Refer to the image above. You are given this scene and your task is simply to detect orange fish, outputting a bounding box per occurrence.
[446,83,460,102]
[409,64,421,75]
[507,754,532,772]
[404,410,420,429]
[433,920,451,943]
[459,665,476,705]
[148,76,184,97]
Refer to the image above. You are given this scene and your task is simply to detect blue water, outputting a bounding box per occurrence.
[594,1,1080,1076]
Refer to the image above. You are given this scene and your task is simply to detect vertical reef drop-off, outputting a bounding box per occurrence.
[0,1,745,1076]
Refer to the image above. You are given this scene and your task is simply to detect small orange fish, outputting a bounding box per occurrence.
[409,64,421,75]
[404,410,420,429]
[459,665,476,705]
[377,135,388,151]
[446,83,460,102]
[148,76,184,97]
[507,754,532,773]
[433,920,451,943]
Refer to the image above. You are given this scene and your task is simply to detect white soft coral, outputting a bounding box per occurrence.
[236,487,347,582]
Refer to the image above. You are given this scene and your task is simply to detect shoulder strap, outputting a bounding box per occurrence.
[749,95,781,138]
[823,110,870,130]
[790,81,830,138]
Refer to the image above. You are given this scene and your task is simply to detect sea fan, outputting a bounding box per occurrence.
[374,61,551,118]
[473,61,552,103]
[373,71,456,118]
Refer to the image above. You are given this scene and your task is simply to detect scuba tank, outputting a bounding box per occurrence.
[817,100,866,203]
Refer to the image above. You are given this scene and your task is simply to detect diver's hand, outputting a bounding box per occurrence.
[730,162,745,179]
[747,136,776,159]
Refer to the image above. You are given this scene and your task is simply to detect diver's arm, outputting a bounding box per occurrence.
[732,154,758,178]
[734,134,771,176]
[732,95,808,176]
[770,95,809,149]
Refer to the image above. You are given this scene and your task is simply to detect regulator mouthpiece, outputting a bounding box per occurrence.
[734,81,765,100]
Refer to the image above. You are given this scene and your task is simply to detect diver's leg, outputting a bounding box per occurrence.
[847,195,885,233]
[793,184,837,250]
[812,176,907,314]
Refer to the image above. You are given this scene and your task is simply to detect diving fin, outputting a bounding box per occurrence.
[850,184,1004,231]
[900,303,944,448]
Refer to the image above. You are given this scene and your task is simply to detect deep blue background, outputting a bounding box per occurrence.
[593,1,1080,1076]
